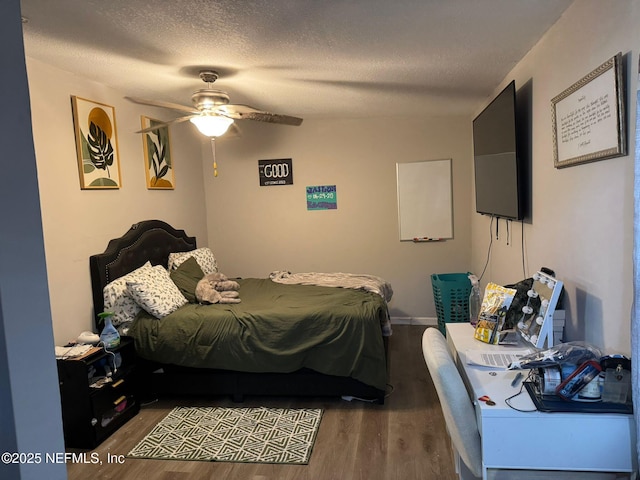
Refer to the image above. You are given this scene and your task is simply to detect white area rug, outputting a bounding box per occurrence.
[127,406,323,464]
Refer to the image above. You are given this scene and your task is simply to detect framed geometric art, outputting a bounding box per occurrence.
[141,116,175,189]
[71,96,122,189]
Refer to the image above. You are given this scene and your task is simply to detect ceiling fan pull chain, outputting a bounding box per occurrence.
[211,137,218,177]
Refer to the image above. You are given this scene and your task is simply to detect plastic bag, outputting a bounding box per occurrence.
[468,274,481,326]
[508,341,602,370]
[473,283,517,344]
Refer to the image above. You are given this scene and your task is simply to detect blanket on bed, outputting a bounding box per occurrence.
[269,270,393,302]
[269,270,393,336]
[128,278,389,391]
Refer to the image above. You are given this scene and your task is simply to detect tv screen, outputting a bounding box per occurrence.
[472,81,522,220]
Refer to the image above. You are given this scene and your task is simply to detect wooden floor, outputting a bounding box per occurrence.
[66,325,456,480]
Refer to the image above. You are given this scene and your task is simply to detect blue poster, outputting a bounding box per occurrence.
[306,185,337,210]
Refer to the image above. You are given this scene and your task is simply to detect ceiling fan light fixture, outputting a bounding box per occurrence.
[190,115,234,137]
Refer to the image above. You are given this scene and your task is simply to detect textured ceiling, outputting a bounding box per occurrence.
[20,0,573,120]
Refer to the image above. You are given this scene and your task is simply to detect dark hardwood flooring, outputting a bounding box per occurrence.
[66,325,456,480]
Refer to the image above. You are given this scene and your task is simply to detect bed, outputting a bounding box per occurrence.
[89,219,391,403]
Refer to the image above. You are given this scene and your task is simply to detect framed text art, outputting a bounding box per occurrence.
[141,116,175,189]
[551,53,626,168]
[71,96,122,189]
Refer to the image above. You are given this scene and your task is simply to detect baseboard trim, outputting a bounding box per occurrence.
[391,316,436,326]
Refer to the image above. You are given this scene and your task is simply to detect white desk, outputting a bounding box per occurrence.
[445,323,637,476]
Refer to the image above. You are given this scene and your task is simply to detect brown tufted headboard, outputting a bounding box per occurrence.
[89,219,197,329]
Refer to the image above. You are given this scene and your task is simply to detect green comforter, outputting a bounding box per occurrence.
[128,278,388,391]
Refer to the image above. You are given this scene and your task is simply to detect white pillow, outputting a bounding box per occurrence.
[168,247,218,275]
[103,261,152,326]
[126,265,188,319]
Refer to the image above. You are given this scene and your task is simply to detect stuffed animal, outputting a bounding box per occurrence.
[219,291,240,300]
[214,280,240,291]
[194,282,223,304]
[195,272,241,304]
[204,272,225,282]
[208,272,240,292]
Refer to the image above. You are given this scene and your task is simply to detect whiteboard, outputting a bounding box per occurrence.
[396,159,453,241]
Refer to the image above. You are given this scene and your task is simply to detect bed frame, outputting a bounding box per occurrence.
[89,219,389,404]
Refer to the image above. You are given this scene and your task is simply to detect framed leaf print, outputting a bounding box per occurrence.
[71,96,122,189]
[141,116,175,189]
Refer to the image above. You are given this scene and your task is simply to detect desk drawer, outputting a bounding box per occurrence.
[480,413,635,471]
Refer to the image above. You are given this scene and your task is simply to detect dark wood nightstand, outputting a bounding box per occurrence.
[56,337,140,449]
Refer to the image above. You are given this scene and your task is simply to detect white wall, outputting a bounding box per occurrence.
[25,57,474,342]
[26,58,210,344]
[207,117,473,323]
[29,0,638,355]
[470,0,640,355]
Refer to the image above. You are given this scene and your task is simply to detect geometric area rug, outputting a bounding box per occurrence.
[127,406,323,464]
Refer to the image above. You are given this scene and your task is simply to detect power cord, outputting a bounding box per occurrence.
[505,370,537,412]
[98,341,118,376]
[385,383,395,398]
[521,219,527,279]
[479,216,494,282]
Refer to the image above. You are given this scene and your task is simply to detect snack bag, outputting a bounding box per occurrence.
[474,283,517,344]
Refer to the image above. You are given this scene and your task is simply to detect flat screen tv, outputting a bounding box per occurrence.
[472,80,523,220]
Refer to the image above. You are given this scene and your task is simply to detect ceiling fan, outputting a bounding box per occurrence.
[127,70,303,137]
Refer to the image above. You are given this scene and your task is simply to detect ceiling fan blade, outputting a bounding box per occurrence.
[134,115,195,134]
[216,104,303,126]
[126,96,198,115]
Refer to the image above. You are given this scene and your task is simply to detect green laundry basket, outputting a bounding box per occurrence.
[431,272,473,335]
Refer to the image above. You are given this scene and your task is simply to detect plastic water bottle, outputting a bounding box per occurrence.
[468,274,481,327]
[99,312,120,349]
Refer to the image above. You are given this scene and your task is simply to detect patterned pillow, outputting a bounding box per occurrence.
[126,265,188,319]
[103,261,152,326]
[168,247,218,275]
